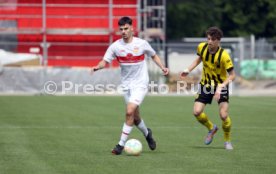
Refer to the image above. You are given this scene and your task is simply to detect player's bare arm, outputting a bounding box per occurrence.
[214,69,236,101]
[151,54,169,75]
[91,59,109,73]
[180,56,202,78]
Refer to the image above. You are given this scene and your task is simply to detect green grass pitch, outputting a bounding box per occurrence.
[0,96,275,174]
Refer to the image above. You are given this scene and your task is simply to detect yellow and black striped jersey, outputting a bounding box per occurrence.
[197,42,234,87]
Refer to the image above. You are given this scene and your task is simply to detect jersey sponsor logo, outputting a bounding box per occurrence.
[203,63,216,71]
[116,54,145,63]
[126,53,133,59]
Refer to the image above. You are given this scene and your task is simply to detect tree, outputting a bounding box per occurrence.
[167,0,276,40]
[167,0,221,39]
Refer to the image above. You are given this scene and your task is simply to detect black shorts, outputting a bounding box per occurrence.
[195,84,229,104]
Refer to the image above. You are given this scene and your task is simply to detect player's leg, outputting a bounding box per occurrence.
[194,85,218,145]
[112,87,149,154]
[112,102,138,155]
[194,101,215,131]
[112,89,133,155]
[194,101,218,145]
[121,102,139,146]
[219,102,233,150]
[194,85,216,131]
[134,107,148,136]
[134,107,156,150]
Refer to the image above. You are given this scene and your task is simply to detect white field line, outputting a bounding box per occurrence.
[0,126,275,130]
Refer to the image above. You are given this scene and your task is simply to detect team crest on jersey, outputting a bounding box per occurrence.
[133,46,139,53]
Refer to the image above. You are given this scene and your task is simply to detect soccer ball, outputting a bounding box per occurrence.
[124,139,142,156]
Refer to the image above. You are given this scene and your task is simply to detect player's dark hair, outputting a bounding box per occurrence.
[206,26,223,40]
[118,16,132,26]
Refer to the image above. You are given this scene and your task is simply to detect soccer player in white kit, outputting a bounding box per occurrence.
[91,16,169,155]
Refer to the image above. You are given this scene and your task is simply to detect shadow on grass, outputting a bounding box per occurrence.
[191,146,224,150]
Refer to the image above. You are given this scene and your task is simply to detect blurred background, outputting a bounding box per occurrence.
[0,0,275,94]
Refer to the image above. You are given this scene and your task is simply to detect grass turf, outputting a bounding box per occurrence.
[0,96,275,174]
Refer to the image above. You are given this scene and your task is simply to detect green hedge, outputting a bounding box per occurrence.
[240,59,276,79]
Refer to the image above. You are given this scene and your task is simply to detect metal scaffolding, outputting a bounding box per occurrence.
[0,0,166,69]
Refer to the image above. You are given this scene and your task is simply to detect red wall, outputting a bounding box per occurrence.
[0,0,138,67]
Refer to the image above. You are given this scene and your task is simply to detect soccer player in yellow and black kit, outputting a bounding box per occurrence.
[180,27,236,150]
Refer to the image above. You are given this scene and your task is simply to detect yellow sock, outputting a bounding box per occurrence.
[196,113,214,131]
[222,116,232,142]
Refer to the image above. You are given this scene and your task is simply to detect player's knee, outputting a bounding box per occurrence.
[219,111,228,120]
[193,109,202,117]
[126,108,135,117]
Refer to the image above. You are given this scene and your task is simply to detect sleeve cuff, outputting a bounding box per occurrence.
[227,67,234,72]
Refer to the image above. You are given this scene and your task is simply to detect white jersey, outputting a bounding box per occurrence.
[103,37,156,89]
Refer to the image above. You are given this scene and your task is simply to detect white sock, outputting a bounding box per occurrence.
[118,123,133,146]
[137,119,149,137]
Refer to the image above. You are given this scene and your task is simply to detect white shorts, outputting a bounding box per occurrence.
[123,87,148,106]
